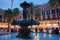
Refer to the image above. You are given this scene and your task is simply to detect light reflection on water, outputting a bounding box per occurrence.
[0,33,60,40]
[49,34,52,38]
[33,33,40,40]
[43,34,46,38]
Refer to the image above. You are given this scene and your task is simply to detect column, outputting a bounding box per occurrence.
[50,10,53,19]
[45,11,48,19]
[2,15,3,22]
[33,10,35,20]
[41,12,43,21]
[55,9,57,18]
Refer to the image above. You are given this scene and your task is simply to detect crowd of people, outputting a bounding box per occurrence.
[34,27,60,34]
[0,28,18,33]
[0,27,60,35]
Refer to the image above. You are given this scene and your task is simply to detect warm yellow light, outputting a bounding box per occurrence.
[33,29,35,32]
[43,29,46,33]
[49,30,52,33]
[0,20,59,29]
[32,25,38,29]
[28,26,31,28]
[0,22,20,29]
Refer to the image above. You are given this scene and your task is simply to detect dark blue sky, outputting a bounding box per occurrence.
[0,0,49,10]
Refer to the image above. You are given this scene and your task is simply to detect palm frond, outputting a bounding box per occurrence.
[3,8,19,22]
[49,0,60,7]
[13,8,19,16]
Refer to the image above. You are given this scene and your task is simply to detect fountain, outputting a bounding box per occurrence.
[12,1,39,39]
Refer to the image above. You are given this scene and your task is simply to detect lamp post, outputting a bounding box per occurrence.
[11,0,14,9]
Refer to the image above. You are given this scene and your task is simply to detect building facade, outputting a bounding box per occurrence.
[0,3,60,29]
[33,3,60,21]
[17,3,60,28]
[33,3,60,28]
[0,9,4,22]
[15,11,23,21]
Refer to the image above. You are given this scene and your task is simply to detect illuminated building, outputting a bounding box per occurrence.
[0,9,21,29]
[0,3,60,29]
[14,11,23,21]
[0,9,4,22]
[32,3,60,28]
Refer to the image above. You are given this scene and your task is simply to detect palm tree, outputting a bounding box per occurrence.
[4,8,19,32]
[49,0,60,7]
[48,0,60,30]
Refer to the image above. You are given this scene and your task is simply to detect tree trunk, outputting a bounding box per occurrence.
[7,23,10,32]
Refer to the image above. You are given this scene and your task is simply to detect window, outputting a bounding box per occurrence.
[39,16,41,20]
[52,14,56,19]
[20,16,21,19]
[46,10,50,14]
[58,14,60,16]
[47,15,50,20]
[56,8,60,13]
[0,18,2,22]
[43,16,45,20]
[42,11,45,15]
[0,15,2,18]
[51,9,56,14]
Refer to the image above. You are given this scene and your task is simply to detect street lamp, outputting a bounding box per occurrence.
[11,0,14,9]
